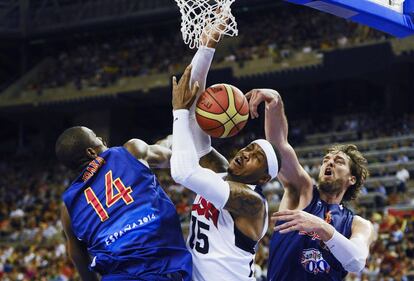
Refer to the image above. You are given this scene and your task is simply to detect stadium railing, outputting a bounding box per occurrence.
[295,134,414,157]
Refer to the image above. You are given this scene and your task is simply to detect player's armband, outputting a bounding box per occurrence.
[188,46,215,158]
[172,164,230,209]
[324,230,368,273]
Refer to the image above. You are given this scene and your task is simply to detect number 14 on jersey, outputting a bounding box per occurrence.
[84,170,134,222]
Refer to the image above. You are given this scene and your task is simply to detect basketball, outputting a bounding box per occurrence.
[195,83,249,138]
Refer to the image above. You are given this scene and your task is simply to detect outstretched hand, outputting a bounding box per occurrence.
[245,89,281,119]
[271,210,334,241]
[172,65,200,110]
[200,11,227,48]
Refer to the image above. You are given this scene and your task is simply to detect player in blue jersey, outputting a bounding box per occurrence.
[246,89,376,281]
[55,127,192,281]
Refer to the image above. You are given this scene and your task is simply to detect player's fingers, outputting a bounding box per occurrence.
[182,65,192,85]
[191,81,200,97]
[184,64,192,73]
[271,214,296,224]
[274,220,296,232]
[270,216,281,226]
[251,97,261,118]
[172,76,177,89]
[274,210,296,216]
[279,224,299,234]
[249,94,260,119]
[245,90,254,100]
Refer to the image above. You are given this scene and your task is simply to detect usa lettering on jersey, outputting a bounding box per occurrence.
[192,196,219,228]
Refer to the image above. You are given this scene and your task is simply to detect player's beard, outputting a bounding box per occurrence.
[227,167,257,185]
[318,177,345,197]
[227,167,244,183]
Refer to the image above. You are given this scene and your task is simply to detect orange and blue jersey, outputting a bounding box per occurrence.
[62,147,192,281]
[267,187,354,281]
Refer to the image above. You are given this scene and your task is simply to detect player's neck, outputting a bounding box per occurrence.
[319,190,344,205]
[225,174,234,182]
[225,174,250,186]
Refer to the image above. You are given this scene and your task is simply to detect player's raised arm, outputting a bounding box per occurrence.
[187,21,229,173]
[246,89,313,209]
[189,25,220,96]
[124,139,171,169]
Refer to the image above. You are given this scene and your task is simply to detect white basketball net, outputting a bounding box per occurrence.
[175,0,238,49]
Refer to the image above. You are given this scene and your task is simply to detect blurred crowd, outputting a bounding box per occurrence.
[229,5,387,64]
[1,112,413,280]
[33,28,188,92]
[0,159,74,281]
[28,5,389,93]
[288,114,414,147]
[348,214,414,281]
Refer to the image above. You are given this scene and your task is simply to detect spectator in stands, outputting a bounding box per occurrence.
[396,164,410,193]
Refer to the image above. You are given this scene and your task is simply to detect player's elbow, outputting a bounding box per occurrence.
[170,154,197,184]
[344,257,366,273]
[123,139,149,159]
[171,166,191,184]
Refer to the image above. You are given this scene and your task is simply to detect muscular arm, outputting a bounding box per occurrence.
[61,205,99,281]
[199,148,228,173]
[349,215,376,253]
[248,89,313,209]
[225,181,264,217]
[123,139,171,169]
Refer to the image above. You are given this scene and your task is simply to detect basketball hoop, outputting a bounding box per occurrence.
[175,0,238,49]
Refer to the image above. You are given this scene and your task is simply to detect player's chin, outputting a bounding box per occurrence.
[318,178,333,188]
[228,165,243,178]
[227,165,237,175]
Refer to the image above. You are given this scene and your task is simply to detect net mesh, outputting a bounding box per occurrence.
[175,0,238,49]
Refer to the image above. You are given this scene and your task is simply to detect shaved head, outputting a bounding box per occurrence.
[55,126,107,171]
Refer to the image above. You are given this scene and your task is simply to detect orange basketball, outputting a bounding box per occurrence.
[195,83,249,138]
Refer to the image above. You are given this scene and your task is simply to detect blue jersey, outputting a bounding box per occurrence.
[62,147,192,281]
[267,187,354,281]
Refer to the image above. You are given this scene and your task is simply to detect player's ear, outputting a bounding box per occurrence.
[86,147,98,159]
[349,175,356,186]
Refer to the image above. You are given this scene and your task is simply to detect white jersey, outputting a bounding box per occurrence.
[187,185,268,281]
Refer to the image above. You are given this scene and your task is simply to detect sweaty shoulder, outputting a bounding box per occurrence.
[352,214,369,224]
[352,215,372,230]
[123,139,149,160]
[351,215,376,245]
